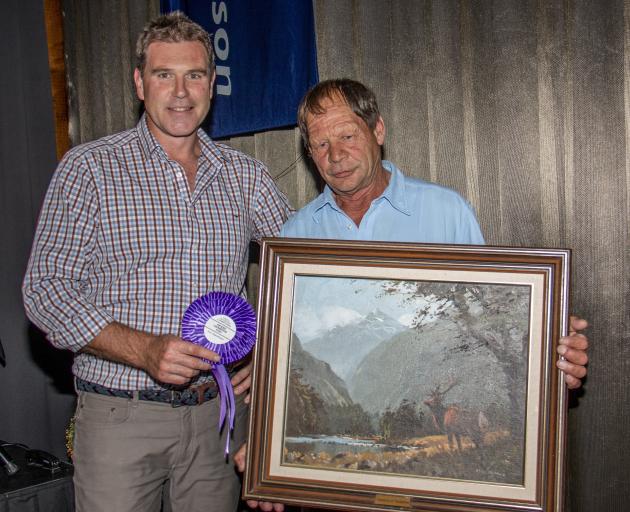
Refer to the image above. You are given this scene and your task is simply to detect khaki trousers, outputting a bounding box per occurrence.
[72,390,248,512]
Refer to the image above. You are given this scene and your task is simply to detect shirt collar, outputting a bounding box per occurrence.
[136,114,165,160]
[135,114,226,173]
[379,160,411,215]
[311,160,411,223]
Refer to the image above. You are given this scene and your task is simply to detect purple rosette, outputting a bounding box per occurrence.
[181,291,256,456]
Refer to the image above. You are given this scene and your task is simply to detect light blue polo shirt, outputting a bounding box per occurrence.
[280,160,485,244]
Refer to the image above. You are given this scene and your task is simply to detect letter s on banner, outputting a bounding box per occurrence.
[212,1,227,23]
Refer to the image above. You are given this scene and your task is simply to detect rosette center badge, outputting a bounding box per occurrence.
[204,315,237,345]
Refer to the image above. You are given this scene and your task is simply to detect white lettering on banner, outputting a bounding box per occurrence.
[212,1,227,23]
[214,28,229,60]
[215,66,231,95]
[212,2,231,96]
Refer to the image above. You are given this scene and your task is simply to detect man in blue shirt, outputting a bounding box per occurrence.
[281,159,484,244]
[239,78,588,512]
[281,82,483,245]
[281,78,586,387]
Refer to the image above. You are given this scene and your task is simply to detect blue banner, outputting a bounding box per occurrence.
[160,0,319,138]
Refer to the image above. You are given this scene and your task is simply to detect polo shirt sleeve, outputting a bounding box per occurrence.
[279,214,300,238]
[458,200,486,245]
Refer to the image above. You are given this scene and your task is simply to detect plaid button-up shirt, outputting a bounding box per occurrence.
[23,116,291,390]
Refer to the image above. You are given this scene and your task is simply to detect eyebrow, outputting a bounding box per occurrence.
[150,68,208,75]
[331,122,359,135]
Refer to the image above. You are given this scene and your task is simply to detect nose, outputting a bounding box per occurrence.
[328,140,346,163]
[173,75,188,99]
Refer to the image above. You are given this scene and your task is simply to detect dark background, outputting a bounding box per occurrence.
[1,1,628,511]
[0,0,76,459]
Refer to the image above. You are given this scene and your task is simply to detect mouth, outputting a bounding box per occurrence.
[330,169,354,179]
[168,106,194,113]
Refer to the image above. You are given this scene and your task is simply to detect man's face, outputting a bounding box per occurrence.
[306,95,385,199]
[134,41,215,145]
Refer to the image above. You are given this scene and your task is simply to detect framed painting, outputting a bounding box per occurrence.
[243,238,571,512]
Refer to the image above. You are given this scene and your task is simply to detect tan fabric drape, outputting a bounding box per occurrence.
[61,0,630,510]
[63,0,160,144]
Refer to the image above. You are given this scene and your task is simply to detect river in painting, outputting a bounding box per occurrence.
[282,430,523,485]
[285,435,413,456]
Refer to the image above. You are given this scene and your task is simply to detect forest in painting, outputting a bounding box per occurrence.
[282,275,531,484]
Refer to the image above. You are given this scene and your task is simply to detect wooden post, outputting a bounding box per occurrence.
[44,0,70,160]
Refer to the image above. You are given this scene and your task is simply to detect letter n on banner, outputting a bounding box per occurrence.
[160,0,319,139]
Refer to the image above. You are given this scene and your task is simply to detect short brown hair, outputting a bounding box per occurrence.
[297,79,381,150]
[136,11,214,74]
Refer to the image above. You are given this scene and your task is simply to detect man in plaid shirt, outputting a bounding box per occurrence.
[23,12,290,512]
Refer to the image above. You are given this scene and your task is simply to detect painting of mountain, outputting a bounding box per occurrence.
[282,275,530,485]
[289,333,352,407]
[302,309,407,382]
[349,316,510,416]
[286,334,373,438]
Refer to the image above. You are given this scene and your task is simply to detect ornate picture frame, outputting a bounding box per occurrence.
[244,238,570,512]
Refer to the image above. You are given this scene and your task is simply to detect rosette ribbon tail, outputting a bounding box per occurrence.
[212,364,236,457]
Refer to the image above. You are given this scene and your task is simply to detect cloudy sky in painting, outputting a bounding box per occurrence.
[290,275,432,342]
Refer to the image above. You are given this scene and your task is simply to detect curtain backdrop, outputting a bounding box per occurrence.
[0,0,76,462]
[6,0,627,510]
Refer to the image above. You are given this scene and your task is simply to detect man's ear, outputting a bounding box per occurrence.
[374,116,386,145]
[133,68,145,101]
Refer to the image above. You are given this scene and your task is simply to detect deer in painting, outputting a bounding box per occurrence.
[423,377,489,451]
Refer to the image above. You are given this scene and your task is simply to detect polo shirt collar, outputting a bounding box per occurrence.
[311,160,411,223]
[380,160,411,216]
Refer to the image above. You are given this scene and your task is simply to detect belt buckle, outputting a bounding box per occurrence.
[194,382,215,405]
[169,382,214,407]
[170,389,184,408]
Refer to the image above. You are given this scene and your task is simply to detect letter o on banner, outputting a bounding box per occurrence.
[214,28,229,61]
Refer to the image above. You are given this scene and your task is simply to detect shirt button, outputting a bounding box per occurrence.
[347,224,352,230]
